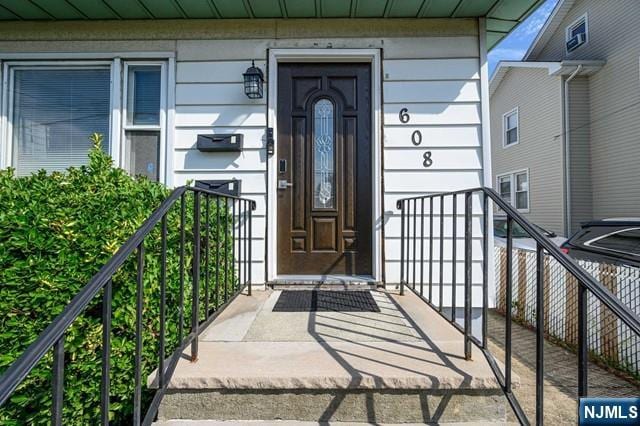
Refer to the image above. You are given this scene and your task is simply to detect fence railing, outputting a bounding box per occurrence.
[397,187,640,425]
[495,246,640,379]
[0,186,255,425]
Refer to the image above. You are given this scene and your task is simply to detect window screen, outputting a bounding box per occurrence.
[12,68,111,176]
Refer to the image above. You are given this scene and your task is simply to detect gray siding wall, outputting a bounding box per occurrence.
[532,0,640,219]
[490,67,565,234]
[567,77,592,232]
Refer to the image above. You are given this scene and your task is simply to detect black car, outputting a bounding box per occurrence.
[560,219,640,267]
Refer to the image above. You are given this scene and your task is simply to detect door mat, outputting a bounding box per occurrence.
[273,290,380,312]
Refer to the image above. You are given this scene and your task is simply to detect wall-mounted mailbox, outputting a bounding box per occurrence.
[196,134,243,152]
[195,179,241,197]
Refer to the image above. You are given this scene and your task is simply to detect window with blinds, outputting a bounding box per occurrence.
[11,68,111,176]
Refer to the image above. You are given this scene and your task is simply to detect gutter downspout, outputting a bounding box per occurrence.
[563,64,583,236]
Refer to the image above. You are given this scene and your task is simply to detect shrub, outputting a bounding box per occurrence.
[0,136,235,424]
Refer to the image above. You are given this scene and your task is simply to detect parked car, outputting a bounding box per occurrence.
[560,219,640,267]
[494,216,566,251]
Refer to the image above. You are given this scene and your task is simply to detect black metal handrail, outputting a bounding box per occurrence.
[0,185,256,425]
[397,187,640,425]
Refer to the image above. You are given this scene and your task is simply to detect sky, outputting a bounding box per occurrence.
[488,0,559,76]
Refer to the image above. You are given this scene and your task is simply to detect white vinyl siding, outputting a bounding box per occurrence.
[173,48,266,284]
[0,19,489,292]
[381,38,486,308]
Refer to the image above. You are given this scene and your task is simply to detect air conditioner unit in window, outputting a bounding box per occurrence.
[566,32,586,52]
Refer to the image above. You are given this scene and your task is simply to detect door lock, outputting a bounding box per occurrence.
[278,180,293,190]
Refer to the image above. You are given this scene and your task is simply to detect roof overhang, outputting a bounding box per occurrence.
[490,59,605,96]
[0,0,546,49]
[524,0,575,60]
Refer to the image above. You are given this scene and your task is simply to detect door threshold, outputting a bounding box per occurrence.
[270,275,380,288]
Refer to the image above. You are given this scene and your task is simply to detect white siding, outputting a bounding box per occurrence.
[382,44,486,304]
[174,56,268,283]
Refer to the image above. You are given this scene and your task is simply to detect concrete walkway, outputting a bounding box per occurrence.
[164,289,502,391]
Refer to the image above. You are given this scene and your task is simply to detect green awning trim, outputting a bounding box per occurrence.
[0,0,544,49]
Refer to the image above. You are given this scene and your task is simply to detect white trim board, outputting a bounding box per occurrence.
[266,48,383,283]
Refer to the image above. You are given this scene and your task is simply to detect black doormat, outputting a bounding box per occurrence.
[273,290,380,312]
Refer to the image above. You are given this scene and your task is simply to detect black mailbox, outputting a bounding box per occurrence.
[195,180,241,197]
[196,134,243,152]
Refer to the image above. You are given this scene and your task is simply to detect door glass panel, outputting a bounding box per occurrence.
[313,99,335,209]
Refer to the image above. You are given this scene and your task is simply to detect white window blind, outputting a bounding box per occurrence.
[12,68,111,176]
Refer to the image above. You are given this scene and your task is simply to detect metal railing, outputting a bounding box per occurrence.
[0,186,255,425]
[397,187,640,425]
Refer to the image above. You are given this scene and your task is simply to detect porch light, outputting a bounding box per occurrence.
[243,61,264,99]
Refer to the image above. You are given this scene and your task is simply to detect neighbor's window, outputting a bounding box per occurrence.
[503,108,518,147]
[11,67,111,176]
[498,175,512,205]
[497,170,529,212]
[514,171,529,210]
[566,15,587,52]
[124,64,163,181]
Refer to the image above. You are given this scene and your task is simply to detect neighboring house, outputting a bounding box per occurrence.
[490,0,640,237]
[0,1,544,296]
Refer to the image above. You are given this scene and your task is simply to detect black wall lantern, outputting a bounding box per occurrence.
[243,61,264,99]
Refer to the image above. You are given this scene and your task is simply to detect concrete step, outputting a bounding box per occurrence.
[154,289,511,424]
[155,420,511,426]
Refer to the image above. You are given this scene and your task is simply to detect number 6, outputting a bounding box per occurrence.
[399,108,410,123]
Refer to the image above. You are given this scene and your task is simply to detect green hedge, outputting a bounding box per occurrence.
[0,136,235,425]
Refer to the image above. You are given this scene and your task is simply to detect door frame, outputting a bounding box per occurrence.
[267,48,382,282]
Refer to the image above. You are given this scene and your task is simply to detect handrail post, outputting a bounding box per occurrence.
[51,336,65,426]
[506,216,513,391]
[482,192,489,349]
[536,243,545,425]
[464,191,472,360]
[578,281,588,397]
[191,192,201,362]
[400,200,405,296]
[248,200,253,296]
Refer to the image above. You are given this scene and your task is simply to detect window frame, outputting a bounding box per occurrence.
[566,13,588,53]
[121,61,167,182]
[502,107,519,148]
[584,227,640,257]
[496,168,530,213]
[2,61,115,174]
[0,55,173,184]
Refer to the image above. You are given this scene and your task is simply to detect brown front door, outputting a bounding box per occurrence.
[277,63,372,276]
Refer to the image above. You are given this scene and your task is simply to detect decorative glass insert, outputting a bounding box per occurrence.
[313,99,335,209]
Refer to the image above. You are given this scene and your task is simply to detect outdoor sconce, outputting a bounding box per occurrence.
[243,61,264,99]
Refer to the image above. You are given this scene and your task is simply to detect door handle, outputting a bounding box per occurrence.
[278,179,293,190]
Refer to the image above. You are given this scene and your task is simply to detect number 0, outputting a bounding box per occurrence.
[399,108,410,123]
[411,130,422,146]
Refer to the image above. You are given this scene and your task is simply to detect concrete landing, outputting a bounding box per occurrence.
[156,289,509,423]
[158,289,504,391]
